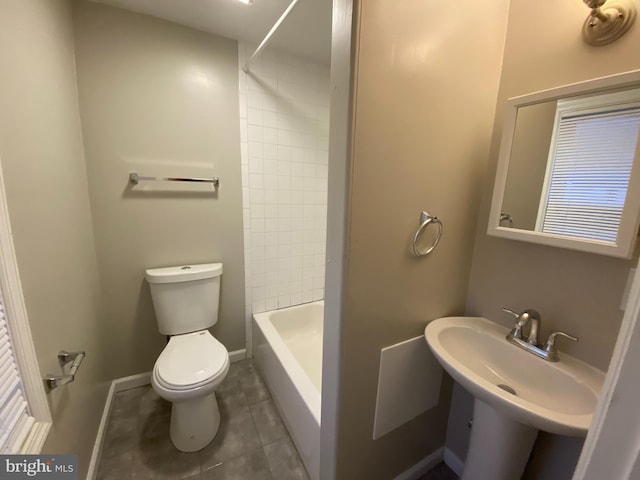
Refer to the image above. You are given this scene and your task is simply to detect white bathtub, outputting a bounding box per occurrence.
[252,301,323,480]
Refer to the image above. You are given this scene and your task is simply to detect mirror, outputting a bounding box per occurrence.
[488,70,640,258]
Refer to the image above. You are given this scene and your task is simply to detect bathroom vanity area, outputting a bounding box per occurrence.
[455,37,640,480]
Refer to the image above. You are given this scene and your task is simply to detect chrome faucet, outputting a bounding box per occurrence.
[502,307,541,345]
[502,307,578,362]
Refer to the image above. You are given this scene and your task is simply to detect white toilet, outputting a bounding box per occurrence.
[145,262,229,452]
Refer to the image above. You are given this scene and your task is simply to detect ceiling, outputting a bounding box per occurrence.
[89,0,332,64]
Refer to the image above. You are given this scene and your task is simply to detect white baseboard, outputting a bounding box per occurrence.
[229,348,246,363]
[85,381,115,480]
[393,447,445,480]
[86,372,151,480]
[113,372,152,392]
[444,447,465,477]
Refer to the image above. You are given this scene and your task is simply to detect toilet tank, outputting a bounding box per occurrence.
[145,263,223,335]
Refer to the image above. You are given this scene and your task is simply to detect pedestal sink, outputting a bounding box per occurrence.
[424,317,605,480]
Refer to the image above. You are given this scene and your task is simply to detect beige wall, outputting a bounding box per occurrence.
[72,2,245,379]
[0,0,109,476]
[502,101,557,230]
[455,0,640,478]
[332,0,509,477]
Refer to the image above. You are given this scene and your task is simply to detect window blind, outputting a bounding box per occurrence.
[541,107,640,242]
[0,283,34,453]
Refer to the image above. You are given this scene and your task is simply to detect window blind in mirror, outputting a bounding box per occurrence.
[540,107,640,242]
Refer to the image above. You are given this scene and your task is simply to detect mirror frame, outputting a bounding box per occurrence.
[488,69,640,259]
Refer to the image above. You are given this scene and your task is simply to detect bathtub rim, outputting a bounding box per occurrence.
[252,301,323,425]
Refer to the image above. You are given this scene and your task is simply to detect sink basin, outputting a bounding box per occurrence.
[425,316,604,436]
[425,316,606,480]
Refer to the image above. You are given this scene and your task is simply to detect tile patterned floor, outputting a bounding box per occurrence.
[97,358,458,480]
[97,359,309,480]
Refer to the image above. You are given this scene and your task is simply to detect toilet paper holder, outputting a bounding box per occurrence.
[43,350,85,392]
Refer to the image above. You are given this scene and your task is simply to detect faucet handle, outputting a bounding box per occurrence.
[502,307,526,340]
[501,307,520,319]
[544,331,578,360]
[502,307,532,327]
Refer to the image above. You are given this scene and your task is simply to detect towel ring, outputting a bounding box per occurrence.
[412,211,443,257]
[499,213,514,227]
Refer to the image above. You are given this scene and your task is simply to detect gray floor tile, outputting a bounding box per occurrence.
[226,359,253,381]
[96,451,134,480]
[250,400,287,446]
[138,387,171,419]
[199,411,262,468]
[138,407,171,444]
[238,366,270,405]
[263,436,309,480]
[133,443,201,480]
[132,388,200,479]
[201,449,273,480]
[111,387,146,420]
[216,381,249,418]
[102,416,138,460]
[98,360,303,480]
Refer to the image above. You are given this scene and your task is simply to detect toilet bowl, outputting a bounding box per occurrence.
[151,331,229,451]
[145,263,229,452]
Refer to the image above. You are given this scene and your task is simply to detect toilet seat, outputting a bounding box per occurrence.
[154,330,229,391]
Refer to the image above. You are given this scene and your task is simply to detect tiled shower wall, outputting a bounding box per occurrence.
[238,43,330,329]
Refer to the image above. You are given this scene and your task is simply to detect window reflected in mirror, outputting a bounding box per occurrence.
[488,70,640,258]
[500,88,640,244]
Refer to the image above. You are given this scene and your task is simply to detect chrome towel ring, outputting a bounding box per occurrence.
[412,211,443,257]
[499,213,514,227]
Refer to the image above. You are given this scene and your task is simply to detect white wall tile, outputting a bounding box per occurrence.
[247,90,263,109]
[265,297,278,311]
[277,145,292,162]
[251,232,265,247]
[263,94,278,112]
[266,282,279,299]
[277,161,292,176]
[263,127,277,144]
[250,205,265,219]
[249,189,264,205]
[277,129,292,146]
[263,144,277,160]
[239,43,330,315]
[249,173,264,189]
[265,205,278,219]
[247,107,263,125]
[247,124,263,142]
[264,189,278,205]
[263,110,278,128]
[248,141,264,158]
[249,157,264,174]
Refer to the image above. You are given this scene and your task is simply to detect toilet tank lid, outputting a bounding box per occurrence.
[145,263,223,284]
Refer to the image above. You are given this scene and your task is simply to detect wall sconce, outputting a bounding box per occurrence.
[582,0,636,46]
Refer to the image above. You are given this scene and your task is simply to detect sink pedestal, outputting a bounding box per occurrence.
[462,399,538,480]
